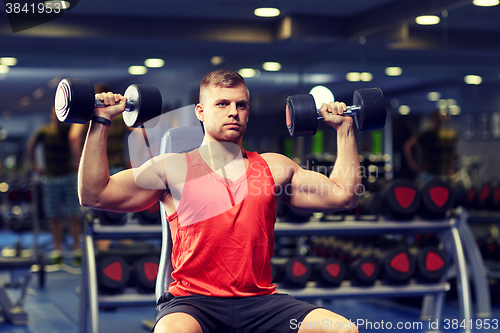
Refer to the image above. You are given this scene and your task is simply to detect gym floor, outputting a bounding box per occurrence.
[0,230,499,333]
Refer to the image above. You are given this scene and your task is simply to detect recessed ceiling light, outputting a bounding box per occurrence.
[0,57,17,66]
[385,67,402,76]
[473,0,499,7]
[128,66,148,75]
[449,105,461,115]
[144,58,164,68]
[346,72,360,82]
[415,15,440,25]
[254,8,280,18]
[360,72,373,82]
[238,68,260,78]
[398,105,411,115]
[262,62,281,71]
[464,75,482,85]
[44,1,70,9]
[427,92,441,101]
[211,56,224,66]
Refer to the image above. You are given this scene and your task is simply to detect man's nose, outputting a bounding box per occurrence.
[228,103,238,116]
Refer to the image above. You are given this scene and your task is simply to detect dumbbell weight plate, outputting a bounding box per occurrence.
[55,78,96,124]
[123,84,162,128]
[97,255,130,294]
[286,94,317,137]
[353,88,386,131]
[416,246,447,283]
[133,255,160,293]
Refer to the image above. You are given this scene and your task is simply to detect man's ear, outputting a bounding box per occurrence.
[195,103,204,122]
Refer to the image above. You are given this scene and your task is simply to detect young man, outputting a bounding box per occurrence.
[78,69,360,333]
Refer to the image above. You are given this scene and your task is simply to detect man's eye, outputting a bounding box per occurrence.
[217,102,227,107]
[237,103,247,108]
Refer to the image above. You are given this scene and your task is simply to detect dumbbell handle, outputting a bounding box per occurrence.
[94,97,135,113]
[316,105,360,120]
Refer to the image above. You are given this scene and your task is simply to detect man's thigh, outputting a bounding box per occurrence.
[154,312,202,333]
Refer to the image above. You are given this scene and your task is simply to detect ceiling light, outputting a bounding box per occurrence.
[415,15,440,25]
[238,68,260,78]
[262,62,281,71]
[254,8,280,17]
[0,57,17,66]
[346,72,360,82]
[0,65,10,74]
[385,67,402,76]
[449,105,461,115]
[44,1,70,9]
[473,0,499,7]
[128,66,148,75]
[464,75,482,85]
[144,58,164,68]
[0,182,8,192]
[398,105,410,115]
[309,86,334,110]
[211,56,224,66]
[427,92,441,101]
[437,99,448,108]
[360,72,373,82]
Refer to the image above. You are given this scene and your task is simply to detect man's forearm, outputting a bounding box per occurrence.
[78,121,111,207]
[329,123,361,205]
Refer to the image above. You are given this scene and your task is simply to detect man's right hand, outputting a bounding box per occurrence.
[94,92,127,121]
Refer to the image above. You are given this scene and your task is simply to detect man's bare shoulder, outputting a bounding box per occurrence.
[260,152,296,168]
[259,152,299,184]
[133,152,188,190]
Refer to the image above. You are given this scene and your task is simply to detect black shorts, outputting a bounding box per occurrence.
[155,292,321,333]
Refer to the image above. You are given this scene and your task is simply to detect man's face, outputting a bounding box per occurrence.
[197,84,249,143]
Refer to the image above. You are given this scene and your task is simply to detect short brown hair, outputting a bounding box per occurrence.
[199,69,247,102]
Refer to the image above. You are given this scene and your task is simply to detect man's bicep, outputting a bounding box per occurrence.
[102,169,165,212]
[286,168,346,212]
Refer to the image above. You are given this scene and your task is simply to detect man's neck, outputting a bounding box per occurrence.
[198,140,245,174]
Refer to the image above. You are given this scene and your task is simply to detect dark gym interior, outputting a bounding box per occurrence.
[1,0,500,332]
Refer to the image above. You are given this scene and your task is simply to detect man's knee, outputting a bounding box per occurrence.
[300,308,358,333]
[154,312,202,333]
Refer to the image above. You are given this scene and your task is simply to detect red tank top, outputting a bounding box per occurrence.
[167,149,277,297]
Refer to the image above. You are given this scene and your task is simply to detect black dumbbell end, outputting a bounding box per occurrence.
[286,94,318,137]
[55,78,96,124]
[123,84,162,128]
[353,88,386,131]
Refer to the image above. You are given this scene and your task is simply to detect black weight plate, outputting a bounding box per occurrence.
[350,257,379,285]
[416,246,447,282]
[353,88,386,131]
[123,84,162,128]
[286,94,317,137]
[318,258,345,287]
[55,78,95,124]
[133,255,159,292]
[283,257,312,287]
[97,255,130,292]
[383,179,421,218]
[381,247,415,283]
[419,179,455,218]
